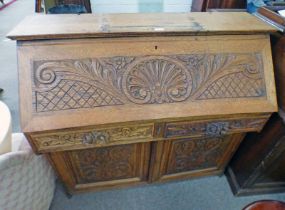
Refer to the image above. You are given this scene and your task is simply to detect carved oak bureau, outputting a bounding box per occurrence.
[8,12,277,194]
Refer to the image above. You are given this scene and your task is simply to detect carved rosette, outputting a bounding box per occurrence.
[32,53,265,112]
[122,57,192,104]
[82,131,110,146]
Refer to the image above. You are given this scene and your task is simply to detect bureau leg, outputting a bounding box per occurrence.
[55,179,74,198]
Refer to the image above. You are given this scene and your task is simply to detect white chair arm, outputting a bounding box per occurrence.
[0,150,33,171]
[0,101,12,155]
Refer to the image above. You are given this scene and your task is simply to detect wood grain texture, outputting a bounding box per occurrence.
[10,13,277,194]
[17,35,277,132]
[219,0,246,9]
[224,9,285,195]
[191,0,246,12]
[47,133,246,193]
[7,12,276,41]
[165,116,268,139]
[28,123,153,153]
[226,113,285,196]
[149,134,245,182]
[272,36,285,110]
[27,114,269,153]
[48,142,151,193]
[258,7,285,28]
[33,52,265,112]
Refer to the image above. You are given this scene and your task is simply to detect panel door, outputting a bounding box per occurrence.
[149,134,244,182]
[48,142,150,193]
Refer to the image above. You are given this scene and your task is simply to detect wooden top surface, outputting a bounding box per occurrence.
[7,12,276,40]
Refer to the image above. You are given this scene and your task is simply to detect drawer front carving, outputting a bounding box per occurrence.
[33,52,265,113]
[165,117,268,138]
[30,124,153,152]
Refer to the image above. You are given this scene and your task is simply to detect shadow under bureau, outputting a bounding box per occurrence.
[8,12,277,194]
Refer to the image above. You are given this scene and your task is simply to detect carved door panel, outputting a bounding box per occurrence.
[149,134,244,182]
[48,142,150,193]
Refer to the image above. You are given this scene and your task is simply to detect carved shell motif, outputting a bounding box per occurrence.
[122,56,192,104]
[33,53,265,112]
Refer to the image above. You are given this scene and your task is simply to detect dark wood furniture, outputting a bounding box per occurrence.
[191,0,246,12]
[53,0,91,13]
[263,8,285,111]
[243,200,285,210]
[35,0,41,12]
[227,112,285,195]
[226,7,285,196]
[7,13,277,194]
[35,0,91,13]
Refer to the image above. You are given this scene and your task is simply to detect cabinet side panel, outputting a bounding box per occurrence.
[227,113,285,189]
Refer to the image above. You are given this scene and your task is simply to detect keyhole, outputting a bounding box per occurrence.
[155,46,158,50]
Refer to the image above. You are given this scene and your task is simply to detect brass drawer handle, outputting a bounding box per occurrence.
[82,131,110,145]
[205,122,229,137]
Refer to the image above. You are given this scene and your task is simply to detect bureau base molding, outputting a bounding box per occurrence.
[226,167,285,196]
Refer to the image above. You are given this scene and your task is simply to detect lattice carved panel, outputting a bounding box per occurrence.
[32,53,265,112]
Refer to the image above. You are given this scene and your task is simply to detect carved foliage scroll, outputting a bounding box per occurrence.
[70,144,136,183]
[166,136,231,174]
[165,118,267,138]
[31,124,153,151]
[33,53,265,112]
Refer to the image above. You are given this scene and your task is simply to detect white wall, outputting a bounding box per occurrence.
[91,0,192,13]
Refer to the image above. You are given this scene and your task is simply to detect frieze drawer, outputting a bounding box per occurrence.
[165,117,269,139]
[28,123,154,153]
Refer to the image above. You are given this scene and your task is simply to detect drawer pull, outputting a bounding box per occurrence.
[82,131,110,145]
[206,122,229,137]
